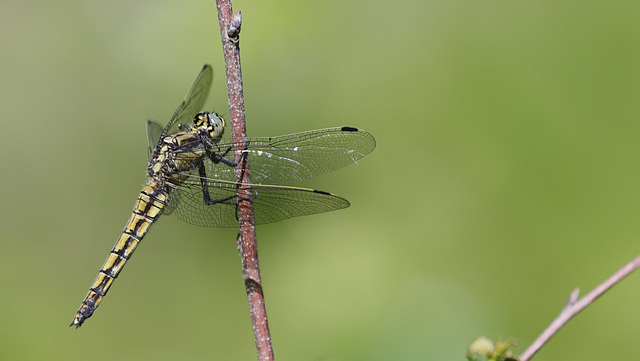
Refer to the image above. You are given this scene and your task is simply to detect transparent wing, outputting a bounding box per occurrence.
[146,120,164,159]
[161,65,213,139]
[173,126,376,185]
[168,177,350,228]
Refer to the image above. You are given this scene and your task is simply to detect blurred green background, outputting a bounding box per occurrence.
[2,0,640,360]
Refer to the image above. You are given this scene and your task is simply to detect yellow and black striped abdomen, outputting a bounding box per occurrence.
[71,182,169,328]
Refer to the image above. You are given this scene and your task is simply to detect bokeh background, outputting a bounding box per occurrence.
[2,1,640,360]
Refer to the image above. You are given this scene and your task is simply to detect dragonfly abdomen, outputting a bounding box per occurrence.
[71,182,169,328]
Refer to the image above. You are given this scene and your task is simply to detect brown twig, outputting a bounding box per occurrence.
[519,253,640,360]
[215,2,275,360]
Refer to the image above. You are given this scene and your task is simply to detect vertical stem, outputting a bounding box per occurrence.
[215,2,274,360]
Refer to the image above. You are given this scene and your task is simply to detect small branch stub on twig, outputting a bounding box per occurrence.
[228,11,242,41]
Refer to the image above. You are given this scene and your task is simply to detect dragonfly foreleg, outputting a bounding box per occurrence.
[205,145,237,167]
[206,139,250,167]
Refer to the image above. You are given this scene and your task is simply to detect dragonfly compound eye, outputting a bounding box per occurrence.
[206,113,226,140]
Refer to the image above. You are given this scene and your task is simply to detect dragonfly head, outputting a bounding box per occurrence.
[193,111,226,142]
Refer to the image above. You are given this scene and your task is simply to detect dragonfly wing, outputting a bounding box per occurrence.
[161,65,214,139]
[169,176,239,227]
[250,184,350,225]
[146,120,164,159]
[200,127,376,185]
[170,175,350,228]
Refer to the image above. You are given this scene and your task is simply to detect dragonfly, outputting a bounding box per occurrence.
[71,64,375,328]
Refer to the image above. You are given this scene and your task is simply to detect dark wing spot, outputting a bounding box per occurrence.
[313,189,331,195]
[340,126,359,132]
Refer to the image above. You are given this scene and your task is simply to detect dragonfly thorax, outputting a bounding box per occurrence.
[146,112,225,189]
[193,111,225,142]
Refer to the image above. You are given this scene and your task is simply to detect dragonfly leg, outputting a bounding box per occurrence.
[206,145,237,167]
[195,158,239,205]
[206,139,250,167]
